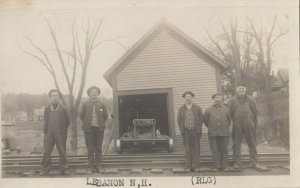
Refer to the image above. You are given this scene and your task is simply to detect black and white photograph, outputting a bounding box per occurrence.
[0,0,299,188]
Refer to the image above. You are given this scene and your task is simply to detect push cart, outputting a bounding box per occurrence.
[116,119,174,154]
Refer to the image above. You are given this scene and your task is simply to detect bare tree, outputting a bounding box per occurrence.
[204,16,287,93]
[247,15,288,138]
[204,17,255,90]
[20,18,125,152]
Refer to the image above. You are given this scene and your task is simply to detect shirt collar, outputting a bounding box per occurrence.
[213,103,222,107]
[89,98,99,103]
[185,102,193,109]
[50,103,60,111]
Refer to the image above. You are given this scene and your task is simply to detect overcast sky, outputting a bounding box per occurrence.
[0,0,298,97]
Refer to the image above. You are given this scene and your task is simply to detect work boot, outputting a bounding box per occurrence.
[223,168,229,172]
[211,168,218,172]
[233,164,240,169]
[253,163,269,171]
[40,169,50,176]
[86,168,93,175]
[61,169,71,175]
[93,166,100,173]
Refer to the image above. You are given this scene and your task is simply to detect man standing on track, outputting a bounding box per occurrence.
[41,89,70,176]
[204,93,231,172]
[80,86,108,174]
[228,82,268,170]
[177,91,203,172]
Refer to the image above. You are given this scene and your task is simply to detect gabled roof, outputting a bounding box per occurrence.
[104,18,228,86]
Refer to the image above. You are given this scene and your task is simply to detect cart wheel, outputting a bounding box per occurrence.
[116,139,124,154]
[167,138,174,153]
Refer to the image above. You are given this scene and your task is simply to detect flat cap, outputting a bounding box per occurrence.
[236,82,247,87]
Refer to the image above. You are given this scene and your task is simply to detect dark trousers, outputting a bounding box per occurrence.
[184,129,201,170]
[84,126,104,169]
[61,132,67,152]
[209,136,228,169]
[232,121,258,166]
[41,131,68,171]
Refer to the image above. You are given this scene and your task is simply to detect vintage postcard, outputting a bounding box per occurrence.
[0,0,299,187]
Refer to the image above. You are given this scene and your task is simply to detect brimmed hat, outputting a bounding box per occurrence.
[236,82,247,87]
[182,91,195,98]
[48,89,62,98]
[87,86,101,97]
[212,93,222,99]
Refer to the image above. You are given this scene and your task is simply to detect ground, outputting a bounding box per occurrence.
[1,120,288,155]
[1,119,112,155]
[1,119,290,178]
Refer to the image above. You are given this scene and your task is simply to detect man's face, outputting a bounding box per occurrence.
[89,89,99,100]
[50,92,60,104]
[213,95,223,105]
[237,86,247,96]
[184,94,193,104]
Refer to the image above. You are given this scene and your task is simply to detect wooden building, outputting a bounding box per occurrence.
[104,19,227,149]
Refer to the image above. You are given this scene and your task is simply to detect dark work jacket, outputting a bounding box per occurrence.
[203,104,231,137]
[228,95,258,127]
[44,103,70,134]
[177,103,203,135]
[80,99,108,132]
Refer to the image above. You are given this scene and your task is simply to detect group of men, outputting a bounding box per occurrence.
[177,82,267,172]
[40,86,108,175]
[40,82,266,175]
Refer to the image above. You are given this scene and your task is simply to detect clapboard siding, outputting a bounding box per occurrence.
[117,31,218,135]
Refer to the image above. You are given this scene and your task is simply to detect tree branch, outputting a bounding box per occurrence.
[267,16,277,45]
[90,19,104,50]
[203,27,230,63]
[20,46,53,74]
[24,35,57,75]
[71,23,77,88]
[247,17,265,65]
[20,46,62,96]
[45,18,71,89]
[271,30,289,45]
[75,27,84,68]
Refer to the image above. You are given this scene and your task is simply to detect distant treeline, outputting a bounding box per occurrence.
[1,93,113,119]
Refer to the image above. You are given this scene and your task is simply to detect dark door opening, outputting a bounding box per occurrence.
[118,93,169,137]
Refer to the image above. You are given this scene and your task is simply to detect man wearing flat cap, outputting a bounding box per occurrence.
[177,91,203,172]
[204,93,231,171]
[228,82,267,170]
[80,86,108,174]
[41,89,70,175]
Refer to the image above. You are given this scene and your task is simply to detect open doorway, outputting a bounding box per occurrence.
[118,93,170,137]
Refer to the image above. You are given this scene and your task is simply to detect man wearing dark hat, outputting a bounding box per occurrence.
[41,89,70,175]
[204,93,231,171]
[80,86,108,174]
[177,91,203,172]
[228,82,267,170]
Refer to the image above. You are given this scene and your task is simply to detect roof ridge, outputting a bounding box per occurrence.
[104,18,228,86]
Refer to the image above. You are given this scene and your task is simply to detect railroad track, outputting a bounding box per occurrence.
[2,153,289,172]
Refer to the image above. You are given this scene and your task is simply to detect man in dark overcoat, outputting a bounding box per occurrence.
[204,93,231,171]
